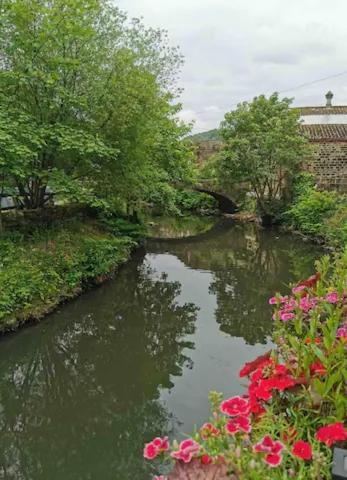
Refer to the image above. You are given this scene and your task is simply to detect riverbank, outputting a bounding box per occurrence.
[0,217,139,333]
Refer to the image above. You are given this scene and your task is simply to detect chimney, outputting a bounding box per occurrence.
[325,91,333,107]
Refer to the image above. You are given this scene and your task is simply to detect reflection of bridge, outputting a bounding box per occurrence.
[193,181,238,213]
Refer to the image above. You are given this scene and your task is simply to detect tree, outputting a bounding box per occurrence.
[218,93,309,221]
[0,0,192,211]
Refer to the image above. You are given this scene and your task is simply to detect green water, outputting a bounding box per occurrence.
[0,220,321,479]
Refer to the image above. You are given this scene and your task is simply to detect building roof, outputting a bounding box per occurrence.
[297,106,347,115]
[299,123,347,141]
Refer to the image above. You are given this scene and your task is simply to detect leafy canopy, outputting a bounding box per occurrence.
[217,93,309,216]
[0,0,194,211]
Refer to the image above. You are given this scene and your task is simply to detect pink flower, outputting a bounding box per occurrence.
[171,439,200,463]
[299,296,317,313]
[226,415,252,435]
[280,312,295,322]
[325,291,339,304]
[292,285,306,294]
[336,326,347,339]
[292,440,312,460]
[153,477,167,480]
[254,436,284,468]
[269,296,279,305]
[220,396,250,416]
[144,437,169,460]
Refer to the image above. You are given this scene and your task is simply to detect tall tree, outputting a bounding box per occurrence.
[218,93,309,220]
[0,0,192,210]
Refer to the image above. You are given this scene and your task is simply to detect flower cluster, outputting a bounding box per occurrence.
[144,258,347,479]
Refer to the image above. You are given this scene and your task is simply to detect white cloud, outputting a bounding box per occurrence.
[116,0,347,133]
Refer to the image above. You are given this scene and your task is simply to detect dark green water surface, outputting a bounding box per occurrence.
[0,220,322,479]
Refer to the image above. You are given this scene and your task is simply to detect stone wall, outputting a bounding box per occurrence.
[306,141,347,191]
[195,140,222,165]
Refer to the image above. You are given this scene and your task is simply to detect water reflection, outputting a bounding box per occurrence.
[0,257,198,480]
[0,221,321,479]
[149,221,320,345]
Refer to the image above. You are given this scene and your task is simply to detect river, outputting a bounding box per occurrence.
[0,219,322,479]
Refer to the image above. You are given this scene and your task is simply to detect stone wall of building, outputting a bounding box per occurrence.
[307,141,347,191]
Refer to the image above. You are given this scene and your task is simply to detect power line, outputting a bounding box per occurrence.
[192,68,347,116]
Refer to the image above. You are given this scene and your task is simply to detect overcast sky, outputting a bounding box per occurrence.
[116,0,347,133]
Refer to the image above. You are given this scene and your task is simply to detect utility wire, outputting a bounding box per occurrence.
[192,68,347,116]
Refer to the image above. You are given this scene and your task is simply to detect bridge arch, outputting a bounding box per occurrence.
[194,186,238,213]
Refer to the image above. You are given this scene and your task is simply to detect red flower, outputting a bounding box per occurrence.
[144,437,169,460]
[310,361,327,376]
[316,423,347,447]
[292,440,312,460]
[297,273,320,289]
[239,351,272,378]
[225,415,252,435]
[201,454,212,465]
[171,439,200,463]
[264,453,282,467]
[220,396,250,417]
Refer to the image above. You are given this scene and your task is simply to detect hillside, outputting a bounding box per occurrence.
[189,128,220,142]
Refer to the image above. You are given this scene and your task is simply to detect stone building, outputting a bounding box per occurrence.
[298,91,347,191]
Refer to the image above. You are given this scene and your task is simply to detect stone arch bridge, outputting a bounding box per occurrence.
[193,181,238,213]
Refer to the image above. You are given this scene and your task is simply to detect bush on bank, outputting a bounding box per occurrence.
[283,173,347,247]
[0,219,137,331]
[144,249,347,479]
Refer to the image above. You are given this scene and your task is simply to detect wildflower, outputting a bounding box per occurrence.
[310,361,327,376]
[336,326,347,339]
[292,440,312,460]
[239,351,272,378]
[254,436,284,467]
[144,437,170,460]
[269,295,287,305]
[225,415,252,435]
[171,439,200,463]
[220,396,250,417]
[200,454,212,465]
[299,296,317,313]
[280,312,295,322]
[316,422,347,447]
[325,291,339,304]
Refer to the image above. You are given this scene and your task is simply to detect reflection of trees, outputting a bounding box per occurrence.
[0,255,198,480]
[150,222,320,345]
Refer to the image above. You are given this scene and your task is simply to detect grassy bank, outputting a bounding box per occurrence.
[0,217,140,332]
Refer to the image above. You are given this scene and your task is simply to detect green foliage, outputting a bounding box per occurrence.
[283,174,347,247]
[189,129,221,142]
[0,0,193,211]
[285,190,338,236]
[0,221,137,329]
[217,93,309,218]
[147,186,217,216]
[99,215,145,240]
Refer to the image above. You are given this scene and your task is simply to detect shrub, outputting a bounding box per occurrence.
[285,189,338,236]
